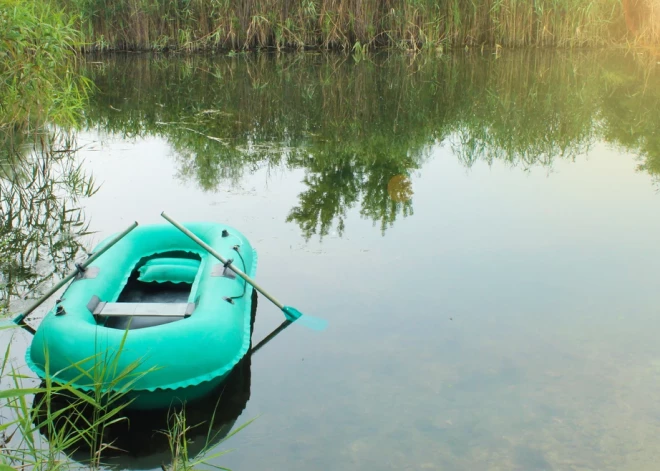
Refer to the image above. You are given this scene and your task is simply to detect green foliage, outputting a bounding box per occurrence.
[0,1,93,307]
[0,0,89,131]
[53,0,647,52]
[0,335,141,470]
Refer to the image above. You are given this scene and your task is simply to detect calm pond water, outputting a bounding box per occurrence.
[2,50,660,470]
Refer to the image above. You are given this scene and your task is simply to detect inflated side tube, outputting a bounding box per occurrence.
[25,222,257,409]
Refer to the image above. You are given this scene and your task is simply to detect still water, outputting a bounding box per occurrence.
[3,50,660,470]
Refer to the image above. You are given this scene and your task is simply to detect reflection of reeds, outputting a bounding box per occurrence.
[0,130,98,311]
[59,0,655,52]
[80,51,660,238]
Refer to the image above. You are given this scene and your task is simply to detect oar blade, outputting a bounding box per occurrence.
[282,306,328,331]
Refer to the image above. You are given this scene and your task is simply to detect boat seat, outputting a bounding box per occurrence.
[87,296,195,319]
[94,302,195,318]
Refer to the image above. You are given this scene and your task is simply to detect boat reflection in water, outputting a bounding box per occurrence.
[32,295,295,470]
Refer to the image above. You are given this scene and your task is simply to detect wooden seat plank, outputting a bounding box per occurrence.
[94,302,194,317]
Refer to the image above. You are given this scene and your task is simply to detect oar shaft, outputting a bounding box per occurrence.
[160,212,284,310]
[250,319,293,355]
[14,221,139,325]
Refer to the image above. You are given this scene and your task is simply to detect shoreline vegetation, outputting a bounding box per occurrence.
[50,0,660,52]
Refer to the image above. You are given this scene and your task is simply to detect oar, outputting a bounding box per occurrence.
[160,212,327,331]
[10,221,139,334]
[250,319,294,355]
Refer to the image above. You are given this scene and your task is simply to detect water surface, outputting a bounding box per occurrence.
[3,50,660,470]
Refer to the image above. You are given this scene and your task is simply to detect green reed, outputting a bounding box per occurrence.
[1,324,244,470]
[0,3,254,468]
[0,325,140,470]
[162,404,253,471]
[0,0,89,131]
[55,0,659,52]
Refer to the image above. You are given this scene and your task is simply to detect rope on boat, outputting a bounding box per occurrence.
[228,245,248,301]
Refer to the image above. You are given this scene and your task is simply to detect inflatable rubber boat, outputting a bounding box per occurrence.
[25,221,257,409]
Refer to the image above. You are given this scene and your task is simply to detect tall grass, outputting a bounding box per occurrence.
[624,0,660,45]
[56,0,658,52]
[0,0,89,131]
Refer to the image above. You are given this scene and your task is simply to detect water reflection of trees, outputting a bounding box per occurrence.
[81,51,660,239]
[597,54,660,179]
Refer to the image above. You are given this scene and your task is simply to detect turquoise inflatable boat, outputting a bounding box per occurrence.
[25,222,257,409]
